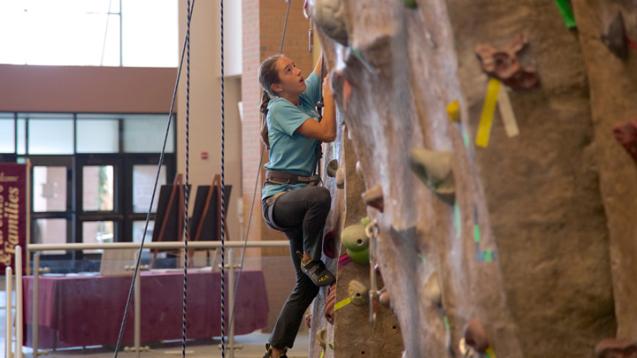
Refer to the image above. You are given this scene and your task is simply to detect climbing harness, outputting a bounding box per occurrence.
[265,170,321,186]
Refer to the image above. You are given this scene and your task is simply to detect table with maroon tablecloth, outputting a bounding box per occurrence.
[22,270,268,349]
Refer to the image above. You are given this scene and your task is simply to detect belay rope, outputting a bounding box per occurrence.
[112,1,304,357]
[219,0,227,355]
[181,0,193,355]
[227,0,293,334]
[112,1,197,357]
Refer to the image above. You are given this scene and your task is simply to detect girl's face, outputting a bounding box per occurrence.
[271,56,306,97]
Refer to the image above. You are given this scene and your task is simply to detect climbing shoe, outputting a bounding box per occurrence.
[301,259,336,287]
[263,343,288,358]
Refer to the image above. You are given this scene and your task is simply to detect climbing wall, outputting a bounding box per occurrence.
[305,0,637,357]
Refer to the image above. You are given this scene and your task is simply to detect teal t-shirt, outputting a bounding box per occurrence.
[262,72,321,200]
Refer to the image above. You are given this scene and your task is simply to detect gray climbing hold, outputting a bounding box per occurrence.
[348,279,369,306]
[327,159,339,177]
[316,328,327,349]
[379,288,391,307]
[409,148,455,196]
[335,166,345,189]
[310,0,349,46]
[361,184,384,212]
[355,160,363,176]
[423,272,442,307]
[602,12,628,60]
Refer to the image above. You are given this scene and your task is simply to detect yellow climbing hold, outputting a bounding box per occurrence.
[447,100,461,122]
[334,296,353,311]
[476,79,501,148]
[486,347,496,358]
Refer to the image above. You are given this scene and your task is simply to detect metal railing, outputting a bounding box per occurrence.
[5,240,290,358]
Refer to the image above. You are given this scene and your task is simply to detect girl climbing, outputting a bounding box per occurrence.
[259,52,336,358]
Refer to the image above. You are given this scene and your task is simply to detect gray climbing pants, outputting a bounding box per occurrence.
[261,185,331,349]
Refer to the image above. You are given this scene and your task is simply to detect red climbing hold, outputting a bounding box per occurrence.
[595,338,637,358]
[323,229,338,258]
[475,34,540,91]
[463,319,490,354]
[613,119,637,164]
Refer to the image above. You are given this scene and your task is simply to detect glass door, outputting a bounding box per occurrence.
[122,154,175,245]
[75,154,121,256]
[29,156,73,257]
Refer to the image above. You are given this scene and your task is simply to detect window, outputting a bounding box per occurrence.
[13,112,175,262]
[0,114,14,153]
[76,117,119,153]
[133,165,167,212]
[17,118,26,155]
[33,166,68,212]
[25,114,74,155]
[133,220,155,243]
[0,0,177,67]
[10,112,174,155]
[124,115,175,153]
[82,165,115,211]
[82,221,115,253]
[33,218,67,255]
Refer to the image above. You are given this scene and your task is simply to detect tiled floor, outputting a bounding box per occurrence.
[7,333,309,357]
[2,332,309,358]
[0,280,309,358]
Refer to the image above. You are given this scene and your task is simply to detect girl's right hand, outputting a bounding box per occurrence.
[322,74,332,97]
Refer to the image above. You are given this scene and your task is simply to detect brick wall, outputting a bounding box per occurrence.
[241,0,313,246]
[241,0,316,331]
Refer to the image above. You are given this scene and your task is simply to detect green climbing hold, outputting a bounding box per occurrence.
[341,223,369,251]
[347,247,369,265]
[473,224,481,243]
[360,216,371,227]
[348,280,369,306]
[554,0,576,29]
[403,0,418,9]
[482,250,494,263]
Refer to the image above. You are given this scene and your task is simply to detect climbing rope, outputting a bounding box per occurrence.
[219,0,227,355]
[115,2,304,356]
[112,1,197,357]
[181,0,193,355]
[226,0,293,337]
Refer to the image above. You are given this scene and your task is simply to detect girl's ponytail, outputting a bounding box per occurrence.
[259,91,271,149]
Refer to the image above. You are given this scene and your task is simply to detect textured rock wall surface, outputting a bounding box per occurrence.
[304,0,637,357]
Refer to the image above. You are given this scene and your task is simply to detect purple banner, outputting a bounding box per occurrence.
[0,163,27,274]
